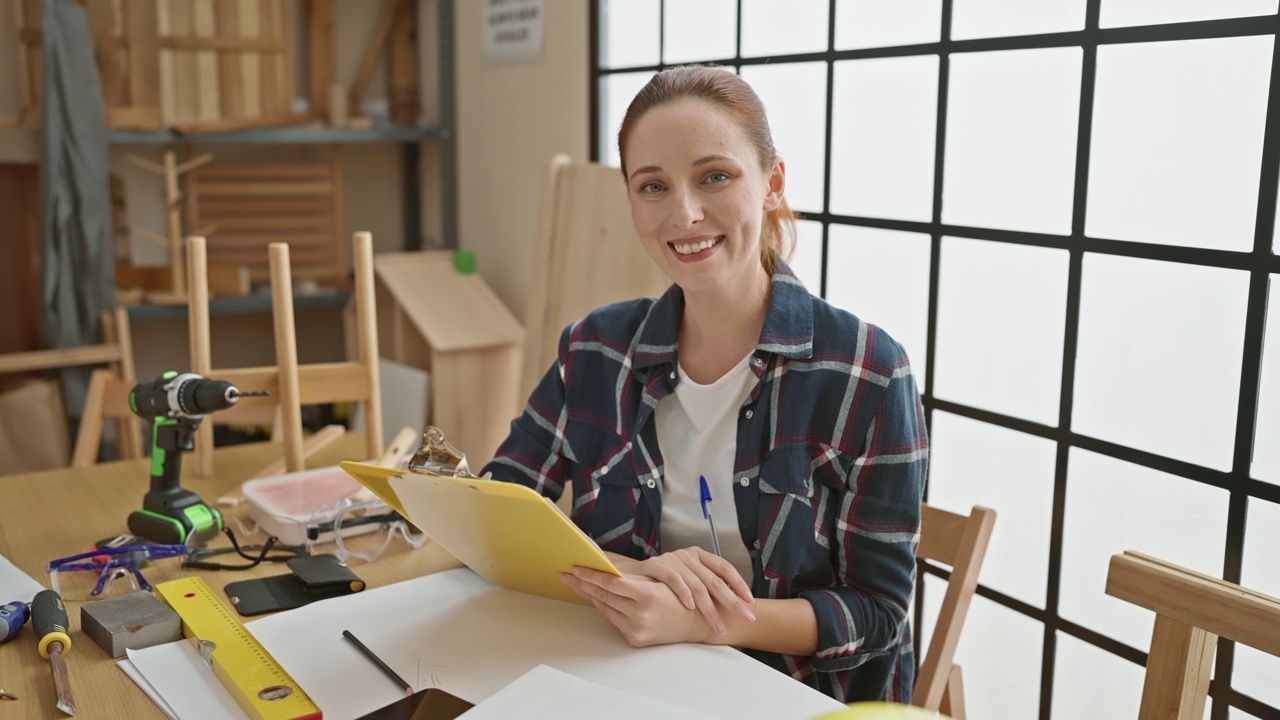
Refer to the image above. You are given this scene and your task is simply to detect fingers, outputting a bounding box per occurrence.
[689,559,756,624]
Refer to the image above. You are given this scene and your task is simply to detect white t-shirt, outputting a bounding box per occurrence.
[655,353,757,582]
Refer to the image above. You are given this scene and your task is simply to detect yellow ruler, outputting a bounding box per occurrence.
[155,577,323,720]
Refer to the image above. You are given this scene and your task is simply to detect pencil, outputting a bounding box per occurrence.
[342,629,413,696]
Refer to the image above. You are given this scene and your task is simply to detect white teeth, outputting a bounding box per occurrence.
[673,236,721,255]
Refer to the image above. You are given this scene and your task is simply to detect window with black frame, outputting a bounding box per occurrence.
[591,1,1280,718]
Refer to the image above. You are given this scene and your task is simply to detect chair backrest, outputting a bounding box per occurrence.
[912,503,997,716]
[520,154,670,402]
[1106,551,1280,719]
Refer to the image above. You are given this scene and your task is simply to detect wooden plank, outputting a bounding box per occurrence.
[171,0,199,124]
[1106,552,1280,656]
[917,504,972,567]
[349,0,404,113]
[0,346,123,374]
[206,234,335,250]
[275,0,292,122]
[258,0,280,118]
[156,0,177,124]
[199,198,334,215]
[193,0,221,122]
[87,0,127,109]
[198,164,334,179]
[195,180,335,196]
[204,216,334,231]
[388,0,418,125]
[159,35,287,51]
[126,0,162,127]
[214,0,244,120]
[1138,614,1216,720]
[237,0,261,119]
[330,152,346,279]
[308,0,335,121]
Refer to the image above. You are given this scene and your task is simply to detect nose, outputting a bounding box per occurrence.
[669,187,703,229]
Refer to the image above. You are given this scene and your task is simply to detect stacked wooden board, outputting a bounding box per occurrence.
[186,157,347,285]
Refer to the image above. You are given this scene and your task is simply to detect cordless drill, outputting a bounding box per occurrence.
[127,372,267,546]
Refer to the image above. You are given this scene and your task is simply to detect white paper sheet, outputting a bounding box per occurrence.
[130,568,845,720]
[117,657,179,720]
[459,664,717,720]
[126,642,244,720]
[0,552,46,600]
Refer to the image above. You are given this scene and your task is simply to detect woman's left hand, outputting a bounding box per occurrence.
[560,566,719,647]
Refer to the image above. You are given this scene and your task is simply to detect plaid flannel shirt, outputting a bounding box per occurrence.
[482,261,928,703]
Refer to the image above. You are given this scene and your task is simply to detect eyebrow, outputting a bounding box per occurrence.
[627,155,735,181]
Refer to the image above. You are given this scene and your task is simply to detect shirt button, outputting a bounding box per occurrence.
[745,409,754,419]
[740,477,750,487]
[600,465,609,475]
[669,371,676,380]
[647,478,656,489]
[752,357,763,368]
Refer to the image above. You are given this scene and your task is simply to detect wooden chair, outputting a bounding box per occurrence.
[0,307,142,468]
[911,503,997,720]
[185,232,384,481]
[521,153,670,401]
[1106,551,1280,719]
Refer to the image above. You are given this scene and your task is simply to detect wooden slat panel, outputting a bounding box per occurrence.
[193,0,221,122]
[259,0,279,117]
[237,0,261,118]
[206,234,335,249]
[0,345,123,374]
[171,0,198,123]
[196,180,335,196]
[87,0,126,108]
[210,362,370,405]
[126,0,161,127]
[206,216,335,231]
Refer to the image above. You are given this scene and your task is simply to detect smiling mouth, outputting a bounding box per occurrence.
[670,236,724,255]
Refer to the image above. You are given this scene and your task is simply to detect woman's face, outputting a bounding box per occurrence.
[623,98,784,298]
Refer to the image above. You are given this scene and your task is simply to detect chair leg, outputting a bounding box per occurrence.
[939,664,966,720]
[70,369,110,467]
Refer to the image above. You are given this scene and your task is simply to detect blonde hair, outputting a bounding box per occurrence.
[617,66,796,275]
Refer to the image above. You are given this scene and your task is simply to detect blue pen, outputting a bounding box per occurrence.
[699,476,723,557]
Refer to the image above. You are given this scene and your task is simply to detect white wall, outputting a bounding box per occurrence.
[453,0,590,321]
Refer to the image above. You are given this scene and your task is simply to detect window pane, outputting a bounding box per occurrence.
[1051,633,1144,720]
[934,237,1069,424]
[830,56,938,222]
[663,0,737,65]
[1061,449,1229,649]
[943,48,1081,235]
[600,72,653,167]
[789,219,824,294]
[1086,37,1272,251]
[825,226,931,390]
[741,63,828,214]
[741,0,830,58]
[928,411,1057,607]
[600,0,659,69]
[1238,498,1280,706]
[834,0,941,50]
[1100,0,1278,28]
[1073,254,1249,470]
[1253,275,1280,484]
[920,577,1043,718]
[952,0,1086,40]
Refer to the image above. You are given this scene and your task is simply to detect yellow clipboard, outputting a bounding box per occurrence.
[339,461,622,605]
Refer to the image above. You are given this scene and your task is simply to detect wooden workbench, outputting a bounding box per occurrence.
[0,434,462,720]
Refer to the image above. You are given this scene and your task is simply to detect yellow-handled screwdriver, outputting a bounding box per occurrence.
[32,589,76,716]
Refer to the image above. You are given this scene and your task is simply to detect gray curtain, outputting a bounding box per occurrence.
[38,0,114,419]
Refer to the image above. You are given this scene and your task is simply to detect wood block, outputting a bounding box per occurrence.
[81,591,182,659]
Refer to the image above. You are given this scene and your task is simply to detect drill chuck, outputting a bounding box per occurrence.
[130,373,242,419]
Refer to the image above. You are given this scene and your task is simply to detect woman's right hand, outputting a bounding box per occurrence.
[607,548,756,635]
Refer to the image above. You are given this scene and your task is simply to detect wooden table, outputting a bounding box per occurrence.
[0,435,462,720]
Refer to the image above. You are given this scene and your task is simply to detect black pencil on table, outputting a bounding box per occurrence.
[342,629,414,696]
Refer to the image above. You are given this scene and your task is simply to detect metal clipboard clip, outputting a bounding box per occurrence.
[407,426,479,478]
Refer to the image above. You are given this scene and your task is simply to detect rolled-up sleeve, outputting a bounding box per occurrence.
[800,360,927,673]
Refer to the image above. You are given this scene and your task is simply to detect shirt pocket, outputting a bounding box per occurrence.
[755,444,835,585]
[562,421,640,543]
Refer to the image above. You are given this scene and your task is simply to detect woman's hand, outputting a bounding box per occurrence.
[561,567,723,646]
[600,548,756,636]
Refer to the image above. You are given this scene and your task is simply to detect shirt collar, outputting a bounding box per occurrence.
[632,259,815,370]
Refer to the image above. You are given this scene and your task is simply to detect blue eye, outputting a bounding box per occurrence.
[705,171,730,184]
[639,181,664,194]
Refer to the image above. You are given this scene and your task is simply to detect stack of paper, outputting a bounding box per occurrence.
[121,568,844,720]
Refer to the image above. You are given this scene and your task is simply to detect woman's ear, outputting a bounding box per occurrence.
[763,157,786,212]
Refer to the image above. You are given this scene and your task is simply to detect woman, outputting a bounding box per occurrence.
[481,66,927,704]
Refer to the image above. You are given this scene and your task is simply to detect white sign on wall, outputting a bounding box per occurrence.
[484,0,545,64]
